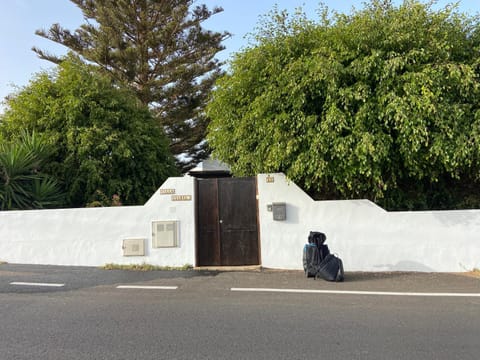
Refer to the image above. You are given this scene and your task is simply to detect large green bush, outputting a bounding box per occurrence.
[207,1,480,210]
[1,57,178,207]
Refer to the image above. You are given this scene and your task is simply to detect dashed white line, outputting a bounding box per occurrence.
[230,288,480,297]
[116,285,178,290]
[10,282,65,288]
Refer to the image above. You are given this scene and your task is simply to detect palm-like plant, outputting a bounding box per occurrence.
[30,177,65,209]
[0,132,64,210]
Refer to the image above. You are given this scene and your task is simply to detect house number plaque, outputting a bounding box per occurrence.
[171,195,192,201]
[160,188,176,195]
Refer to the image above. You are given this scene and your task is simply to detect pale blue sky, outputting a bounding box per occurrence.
[1,0,479,112]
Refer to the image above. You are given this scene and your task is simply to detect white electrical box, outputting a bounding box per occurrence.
[122,238,145,256]
[152,220,178,248]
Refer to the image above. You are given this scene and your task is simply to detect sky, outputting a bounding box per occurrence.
[1,0,480,112]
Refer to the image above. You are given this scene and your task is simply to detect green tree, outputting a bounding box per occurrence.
[33,0,229,171]
[207,0,480,210]
[1,57,178,207]
[0,132,64,210]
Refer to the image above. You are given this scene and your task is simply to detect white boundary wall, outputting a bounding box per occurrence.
[1,173,479,272]
[257,173,480,272]
[0,177,196,267]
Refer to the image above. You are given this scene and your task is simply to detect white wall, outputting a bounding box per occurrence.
[0,176,196,267]
[1,173,479,272]
[257,173,480,272]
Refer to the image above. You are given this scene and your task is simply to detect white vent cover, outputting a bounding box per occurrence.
[122,238,145,256]
[152,220,178,248]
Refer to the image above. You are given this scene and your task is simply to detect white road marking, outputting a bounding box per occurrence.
[116,285,178,290]
[231,288,480,297]
[10,282,65,287]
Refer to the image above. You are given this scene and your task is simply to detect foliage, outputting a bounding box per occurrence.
[102,263,193,271]
[33,0,230,171]
[1,57,178,207]
[86,190,122,207]
[0,132,64,210]
[207,0,480,210]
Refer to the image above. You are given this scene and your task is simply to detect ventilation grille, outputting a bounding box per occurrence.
[152,220,178,248]
[122,238,145,256]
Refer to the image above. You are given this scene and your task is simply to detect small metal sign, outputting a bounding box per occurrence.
[266,175,275,183]
[160,188,176,195]
[171,195,192,201]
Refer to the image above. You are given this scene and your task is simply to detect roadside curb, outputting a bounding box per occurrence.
[194,265,263,272]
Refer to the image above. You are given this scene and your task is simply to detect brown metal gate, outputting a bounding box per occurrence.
[196,177,260,266]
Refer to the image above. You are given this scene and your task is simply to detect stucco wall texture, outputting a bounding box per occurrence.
[257,174,480,272]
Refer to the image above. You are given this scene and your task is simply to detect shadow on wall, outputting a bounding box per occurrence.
[374,261,435,272]
[285,203,300,224]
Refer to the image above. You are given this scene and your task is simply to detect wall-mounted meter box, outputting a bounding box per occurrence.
[152,220,179,248]
[272,202,286,221]
[122,238,146,256]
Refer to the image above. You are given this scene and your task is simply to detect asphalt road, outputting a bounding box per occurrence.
[1,264,479,360]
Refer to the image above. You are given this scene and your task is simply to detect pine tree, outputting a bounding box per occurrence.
[33,0,229,170]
